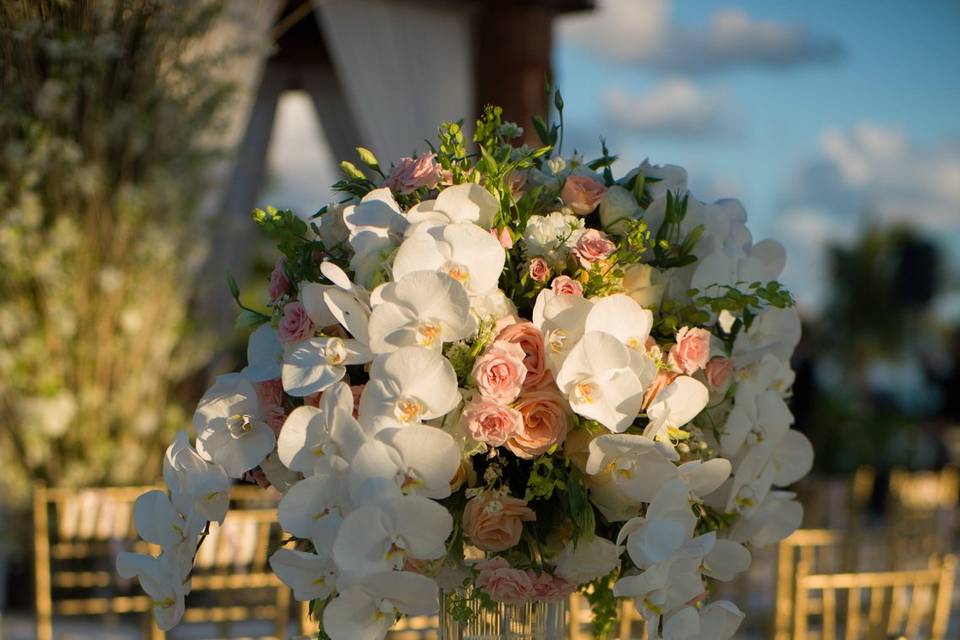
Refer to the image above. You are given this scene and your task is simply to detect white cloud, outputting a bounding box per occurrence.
[777,122,960,309]
[602,78,735,138]
[559,0,843,73]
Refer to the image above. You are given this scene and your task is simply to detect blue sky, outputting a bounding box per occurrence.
[262,0,960,315]
[556,0,960,311]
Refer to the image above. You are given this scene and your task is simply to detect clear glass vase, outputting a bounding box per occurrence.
[439,590,568,640]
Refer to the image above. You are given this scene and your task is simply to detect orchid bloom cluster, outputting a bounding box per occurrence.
[122,103,811,639]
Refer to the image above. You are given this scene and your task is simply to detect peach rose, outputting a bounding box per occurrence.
[463,491,536,552]
[561,174,607,215]
[385,153,442,194]
[475,557,534,605]
[642,370,678,411]
[254,379,286,436]
[495,321,552,390]
[528,257,550,283]
[462,398,523,446]
[268,257,290,304]
[506,391,570,459]
[669,326,712,375]
[472,341,527,404]
[705,357,733,392]
[551,276,584,296]
[278,301,314,343]
[573,229,616,268]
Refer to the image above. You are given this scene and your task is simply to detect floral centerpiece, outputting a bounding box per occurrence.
[118,96,812,640]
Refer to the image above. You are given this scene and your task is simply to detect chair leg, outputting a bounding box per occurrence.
[276,585,291,640]
[33,483,53,640]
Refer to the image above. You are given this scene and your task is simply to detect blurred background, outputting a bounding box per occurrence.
[1,0,958,638]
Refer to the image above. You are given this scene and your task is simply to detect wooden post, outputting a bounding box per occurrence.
[33,483,52,640]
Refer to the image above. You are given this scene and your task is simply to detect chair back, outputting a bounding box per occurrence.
[792,554,956,640]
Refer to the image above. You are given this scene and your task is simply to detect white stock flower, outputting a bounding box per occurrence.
[522,211,584,261]
[555,535,622,585]
[269,547,337,601]
[332,489,452,577]
[349,424,460,500]
[557,332,656,433]
[643,376,710,459]
[116,552,187,631]
[323,571,438,640]
[358,347,460,424]
[276,382,369,475]
[392,222,505,296]
[406,183,499,229]
[193,374,276,478]
[367,271,475,353]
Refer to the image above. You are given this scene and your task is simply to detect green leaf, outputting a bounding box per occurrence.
[567,468,595,542]
[235,308,270,329]
[532,116,550,146]
[226,273,240,300]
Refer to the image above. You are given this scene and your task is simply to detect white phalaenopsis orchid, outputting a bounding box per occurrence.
[269,547,337,602]
[554,535,622,585]
[406,183,499,229]
[586,434,682,503]
[358,347,460,424]
[115,552,188,631]
[342,188,409,287]
[533,289,593,376]
[729,490,804,547]
[348,424,460,500]
[277,473,349,554]
[133,490,188,548]
[193,374,276,478]
[644,376,710,459]
[277,382,368,475]
[281,287,373,397]
[583,294,654,355]
[557,332,657,433]
[618,479,697,570]
[392,222,505,296]
[162,431,230,525]
[720,384,794,456]
[732,305,802,366]
[367,271,475,353]
[323,571,438,640]
[658,600,744,640]
[241,323,282,383]
[332,488,452,577]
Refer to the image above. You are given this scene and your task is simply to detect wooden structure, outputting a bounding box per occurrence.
[206,0,594,333]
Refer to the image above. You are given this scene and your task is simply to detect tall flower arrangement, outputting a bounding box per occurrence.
[122,100,811,639]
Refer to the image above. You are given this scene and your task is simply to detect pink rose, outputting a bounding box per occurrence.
[528,257,550,283]
[254,379,286,436]
[573,229,616,269]
[705,357,733,391]
[463,491,536,552]
[551,276,584,297]
[642,370,678,411]
[527,571,575,602]
[495,321,552,391]
[506,391,570,459]
[561,174,607,215]
[475,557,534,605]
[386,153,442,194]
[268,257,290,304]
[278,301,314,343]
[472,341,527,404]
[669,326,712,375]
[463,398,523,447]
[490,227,514,249]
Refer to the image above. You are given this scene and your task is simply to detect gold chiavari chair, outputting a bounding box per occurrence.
[33,483,163,640]
[184,507,290,639]
[889,467,959,514]
[792,554,956,640]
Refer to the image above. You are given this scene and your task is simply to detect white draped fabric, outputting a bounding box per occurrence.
[314,0,475,162]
